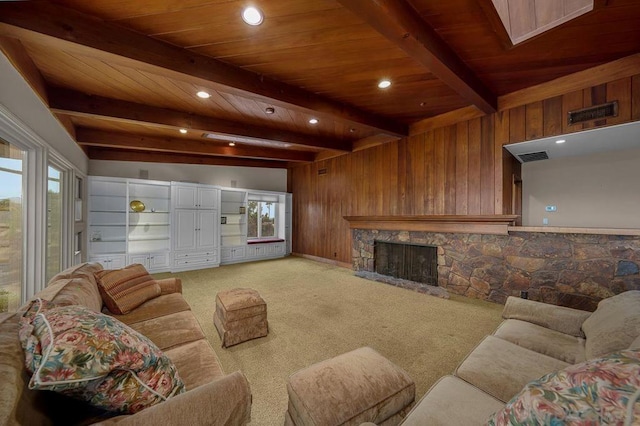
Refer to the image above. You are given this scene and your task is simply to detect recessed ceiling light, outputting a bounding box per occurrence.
[196,91,211,99]
[378,79,392,89]
[179,129,188,134]
[556,139,566,144]
[309,118,319,125]
[242,7,263,26]
[265,107,275,114]
[229,142,236,147]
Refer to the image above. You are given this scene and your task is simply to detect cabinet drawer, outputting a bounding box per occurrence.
[174,250,217,260]
[174,257,217,266]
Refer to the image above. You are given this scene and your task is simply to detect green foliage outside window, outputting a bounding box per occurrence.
[248,201,275,239]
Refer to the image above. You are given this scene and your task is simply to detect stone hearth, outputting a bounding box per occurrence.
[352,229,640,310]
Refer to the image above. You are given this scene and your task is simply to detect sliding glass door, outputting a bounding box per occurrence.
[0,138,24,313]
[46,165,63,283]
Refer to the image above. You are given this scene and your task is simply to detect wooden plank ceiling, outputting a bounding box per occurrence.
[0,0,639,168]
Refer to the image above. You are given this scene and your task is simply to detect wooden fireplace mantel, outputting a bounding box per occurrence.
[343,215,520,235]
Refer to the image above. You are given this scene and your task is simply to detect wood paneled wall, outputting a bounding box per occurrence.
[289,72,640,264]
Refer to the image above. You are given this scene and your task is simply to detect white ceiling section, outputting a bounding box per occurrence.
[504,121,640,163]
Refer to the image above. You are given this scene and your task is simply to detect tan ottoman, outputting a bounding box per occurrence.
[285,347,415,426]
[214,288,268,347]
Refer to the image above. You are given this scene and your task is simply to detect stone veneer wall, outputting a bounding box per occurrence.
[352,229,640,310]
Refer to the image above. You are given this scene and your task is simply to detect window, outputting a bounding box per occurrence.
[0,138,24,312]
[74,176,83,222]
[46,165,63,283]
[248,201,276,239]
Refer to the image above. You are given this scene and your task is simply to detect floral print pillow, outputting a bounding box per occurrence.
[19,299,186,413]
[488,349,640,425]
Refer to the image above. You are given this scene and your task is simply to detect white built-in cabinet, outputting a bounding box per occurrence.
[171,183,220,271]
[219,189,248,264]
[89,177,291,272]
[173,185,218,210]
[88,177,171,272]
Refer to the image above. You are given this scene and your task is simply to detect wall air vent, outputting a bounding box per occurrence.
[318,168,327,175]
[568,101,618,125]
[518,151,549,163]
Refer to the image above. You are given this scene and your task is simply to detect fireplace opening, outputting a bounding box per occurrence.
[374,241,438,286]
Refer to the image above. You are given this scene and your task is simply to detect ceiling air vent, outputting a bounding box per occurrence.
[568,101,618,125]
[518,151,549,163]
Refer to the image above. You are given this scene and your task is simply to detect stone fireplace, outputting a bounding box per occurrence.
[346,216,640,310]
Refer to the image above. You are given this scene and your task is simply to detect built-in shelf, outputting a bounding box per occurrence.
[343,215,519,235]
[89,177,171,272]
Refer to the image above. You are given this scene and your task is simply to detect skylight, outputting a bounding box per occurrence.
[491,0,593,45]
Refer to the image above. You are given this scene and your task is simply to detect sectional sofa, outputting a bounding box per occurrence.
[0,262,251,425]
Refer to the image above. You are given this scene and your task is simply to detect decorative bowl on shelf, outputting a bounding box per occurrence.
[130,200,145,212]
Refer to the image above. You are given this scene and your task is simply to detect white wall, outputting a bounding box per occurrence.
[523,147,640,228]
[89,160,287,192]
[0,53,88,173]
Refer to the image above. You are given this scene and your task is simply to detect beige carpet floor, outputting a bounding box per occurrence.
[160,256,504,425]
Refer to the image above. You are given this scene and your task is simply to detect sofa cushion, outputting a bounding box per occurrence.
[19,300,185,413]
[400,375,504,426]
[33,262,104,313]
[487,350,640,425]
[128,311,205,351]
[501,296,591,338]
[47,262,104,284]
[107,293,191,325]
[95,264,161,315]
[455,335,569,402]
[582,290,640,359]
[164,340,226,389]
[493,319,586,364]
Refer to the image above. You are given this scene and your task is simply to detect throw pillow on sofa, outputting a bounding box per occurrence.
[581,290,640,360]
[487,349,640,425]
[94,264,161,314]
[19,299,186,413]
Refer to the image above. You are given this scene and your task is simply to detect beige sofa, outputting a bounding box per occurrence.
[399,291,640,425]
[0,262,252,425]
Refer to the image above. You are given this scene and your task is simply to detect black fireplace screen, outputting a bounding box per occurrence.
[374,241,438,286]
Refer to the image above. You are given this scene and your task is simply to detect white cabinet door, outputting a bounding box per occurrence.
[174,185,217,209]
[246,245,266,258]
[90,254,126,269]
[269,242,286,256]
[174,210,197,251]
[221,246,246,263]
[197,210,217,249]
[128,253,169,271]
[174,185,198,209]
[198,187,218,209]
[149,252,170,270]
[128,254,150,268]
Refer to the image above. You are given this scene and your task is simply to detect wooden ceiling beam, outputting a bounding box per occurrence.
[49,87,350,152]
[0,1,408,137]
[337,0,497,114]
[76,128,315,163]
[87,147,287,169]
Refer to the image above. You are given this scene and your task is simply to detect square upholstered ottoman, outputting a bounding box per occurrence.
[213,288,268,347]
[285,347,415,425]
